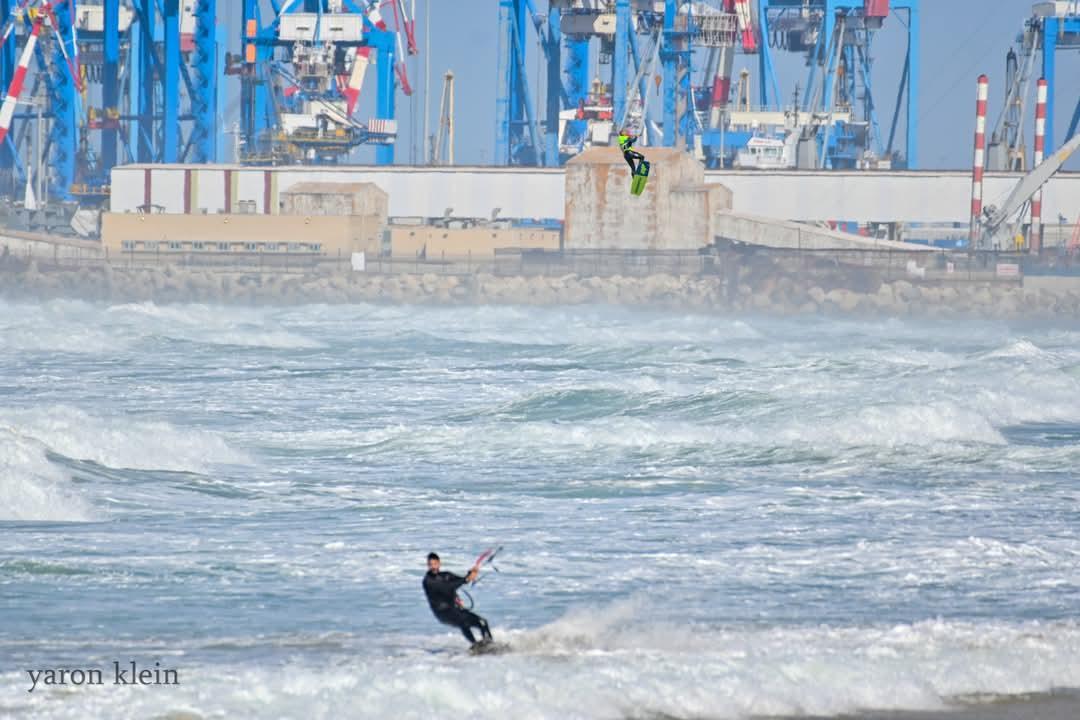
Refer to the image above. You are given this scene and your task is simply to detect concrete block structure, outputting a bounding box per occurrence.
[280,182,388,218]
[563,147,731,251]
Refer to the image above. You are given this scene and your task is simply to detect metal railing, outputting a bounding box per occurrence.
[689,13,738,47]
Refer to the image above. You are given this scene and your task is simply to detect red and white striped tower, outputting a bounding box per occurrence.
[344,48,372,116]
[969,74,989,247]
[709,1,738,129]
[0,16,43,146]
[709,45,735,128]
[344,2,389,117]
[1030,77,1048,253]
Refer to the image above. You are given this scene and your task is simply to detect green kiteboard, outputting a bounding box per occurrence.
[630,160,651,196]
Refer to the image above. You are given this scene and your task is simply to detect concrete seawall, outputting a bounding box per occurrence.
[3,259,1079,321]
[0,231,106,263]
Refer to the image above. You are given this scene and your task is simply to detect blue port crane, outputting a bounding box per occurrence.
[0,0,221,202]
[496,0,702,167]
[234,0,414,166]
[1037,2,1080,152]
[755,0,920,169]
[496,0,918,169]
[988,2,1080,171]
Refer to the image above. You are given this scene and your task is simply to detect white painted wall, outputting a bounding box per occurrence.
[110,164,1080,226]
[111,165,567,220]
[194,169,226,214]
[236,172,265,213]
[703,171,1080,225]
[150,169,185,213]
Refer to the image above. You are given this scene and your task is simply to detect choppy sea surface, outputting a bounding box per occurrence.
[1,299,1079,720]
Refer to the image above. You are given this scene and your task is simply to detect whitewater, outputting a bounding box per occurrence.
[1,299,1079,720]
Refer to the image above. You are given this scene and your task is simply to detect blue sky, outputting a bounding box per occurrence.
[227,1,1079,170]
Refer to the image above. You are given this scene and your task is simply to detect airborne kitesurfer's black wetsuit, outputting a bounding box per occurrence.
[619,133,645,174]
[423,570,493,645]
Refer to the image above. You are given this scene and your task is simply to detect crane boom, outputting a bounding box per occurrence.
[0,14,43,146]
[984,131,1080,233]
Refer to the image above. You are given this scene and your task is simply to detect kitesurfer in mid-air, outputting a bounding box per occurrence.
[618,128,645,175]
[423,552,493,647]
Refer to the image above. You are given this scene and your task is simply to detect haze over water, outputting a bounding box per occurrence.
[2,299,1079,719]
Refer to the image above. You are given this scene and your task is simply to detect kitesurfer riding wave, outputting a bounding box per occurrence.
[423,551,493,647]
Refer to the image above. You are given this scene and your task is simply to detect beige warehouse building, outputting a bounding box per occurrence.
[103,183,389,259]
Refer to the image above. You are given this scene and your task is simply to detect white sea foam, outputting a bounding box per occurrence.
[107,302,325,349]
[0,405,249,520]
[783,401,1008,447]
[0,299,133,354]
[387,304,765,348]
[0,299,325,352]
[0,429,92,522]
[0,405,248,473]
[341,401,1008,463]
[983,338,1057,361]
[6,610,1080,719]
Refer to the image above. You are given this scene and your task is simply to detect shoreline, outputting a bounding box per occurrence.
[1,261,1079,321]
[796,689,1080,720]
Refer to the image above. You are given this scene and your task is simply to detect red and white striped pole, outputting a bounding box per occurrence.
[344,48,371,116]
[345,2,390,116]
[0,1,35,54]
[0,16,43,146]
[1030,77,1047,254]
[969,74,989,248]
[708,0,736,129]
[709,48,734,126]
[368,3,388,30]
[733,0,757,52]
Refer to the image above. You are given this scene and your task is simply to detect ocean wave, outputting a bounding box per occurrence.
[105,302,325,349]
[338,401,1006,464]
[782,401,1007,447]
[0,405,249,473]
[982,338,1058,362]
[443,380,763,424]
[0,299,135,354]
[405,305,765,349]
[0,429,92,522]
[0,299,325,352]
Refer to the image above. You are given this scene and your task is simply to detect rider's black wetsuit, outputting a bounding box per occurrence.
[423,569,493,645]
[619,133,645,174]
